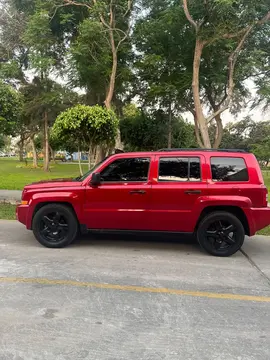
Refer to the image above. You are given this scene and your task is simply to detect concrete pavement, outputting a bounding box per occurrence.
[0,220,270,359]
[0,190,21,204]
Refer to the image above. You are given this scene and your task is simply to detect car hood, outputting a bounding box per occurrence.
[24,178,81,190]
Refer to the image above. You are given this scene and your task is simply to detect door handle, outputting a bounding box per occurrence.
[185,190,201,195]
[129,190,146,195]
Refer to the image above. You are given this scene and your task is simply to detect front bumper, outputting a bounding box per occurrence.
[16,204,30,229]
[248,207,270,236]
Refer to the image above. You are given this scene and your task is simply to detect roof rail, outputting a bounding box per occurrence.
[158,148,248,153]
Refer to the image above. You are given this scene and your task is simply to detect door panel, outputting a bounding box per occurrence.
[83,156,153,230]
[84,183,152,230]
[150,155,208,232]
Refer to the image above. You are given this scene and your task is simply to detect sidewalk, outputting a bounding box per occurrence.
[0,190,22,204]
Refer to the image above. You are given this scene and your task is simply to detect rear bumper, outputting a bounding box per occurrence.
[247,207,270,236]
[16,205,31,229]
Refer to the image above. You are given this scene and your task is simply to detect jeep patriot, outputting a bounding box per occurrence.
[17,149,270,256]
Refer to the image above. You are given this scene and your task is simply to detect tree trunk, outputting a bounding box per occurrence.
[49,146,55,163]
[43,111,50,172]
[115,129,122,150]
[95,145,106,165]
[88,146,92,170]
[95,145,107,164]
[30,136,38,168]
[78,147,83,176]
[193,114,204,148]
[105,30,117,110]
[213,113,223,149]
[168,102,172,149]
[192,39,211,148]
[18,139,24,162]
[93,147,98,165]
[105,29,123,151]
[18,133,26,162]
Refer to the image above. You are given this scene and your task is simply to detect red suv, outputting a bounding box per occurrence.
[17,149,270,256]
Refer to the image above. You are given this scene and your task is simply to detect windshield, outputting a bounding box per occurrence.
[75,156,111,181]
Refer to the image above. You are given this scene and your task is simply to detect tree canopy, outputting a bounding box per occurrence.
[0,81,22,136]
[0,0,269,165]
[53,104,119,170]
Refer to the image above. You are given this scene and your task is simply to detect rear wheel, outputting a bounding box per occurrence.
[32,204,78,248]
[197,211,245,257]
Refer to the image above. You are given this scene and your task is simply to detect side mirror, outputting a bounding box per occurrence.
[90,172,101,186]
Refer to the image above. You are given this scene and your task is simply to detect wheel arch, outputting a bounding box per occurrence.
[31,201,78,229]
[196,206,250,236]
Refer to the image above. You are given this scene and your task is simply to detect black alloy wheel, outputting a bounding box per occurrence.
[197,211,245,257]
[40,211,69,243]
[33,204,78,248]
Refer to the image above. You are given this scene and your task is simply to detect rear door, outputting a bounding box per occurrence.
[150,154,208,232]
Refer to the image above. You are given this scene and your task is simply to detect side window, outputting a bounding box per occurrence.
[211,157,249,182]
[100,158,150,182]
[158,157,201,182]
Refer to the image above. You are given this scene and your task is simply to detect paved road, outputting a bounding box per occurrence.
[0,190,21,203]
[0,221,270,360]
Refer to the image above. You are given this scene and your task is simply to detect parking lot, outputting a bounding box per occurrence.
[0,220,270,360]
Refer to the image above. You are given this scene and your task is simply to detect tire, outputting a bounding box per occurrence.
[197,211,245,257]
[32,204,78,248]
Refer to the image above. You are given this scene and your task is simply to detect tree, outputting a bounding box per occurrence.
[0,1,31,161]
[134,1,270,149]
[182,0,270,148]
[50,0,133,148]
[11,0,133,153]
[0,80,22,136]
[218,118,270,167]
[0,0,28,86]
[251,141,270,167]
[52,105,119,174]
[218,117,257,150]
[19,76,77,169]
[120,105,196,151]
[0,134,5,150]
[252,79,270,112]
[133,4,192,148]
[23,11,57,170]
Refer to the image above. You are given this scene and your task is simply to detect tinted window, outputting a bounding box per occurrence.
[100,158,150,182]
[158,157,201,182]
[189,157,201,181]
[211,157,248,182]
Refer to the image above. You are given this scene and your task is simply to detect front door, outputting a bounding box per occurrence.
[150,154,208,232]
[83,156,153,230]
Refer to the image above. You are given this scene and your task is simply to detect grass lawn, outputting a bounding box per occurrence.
[262,170,270,191]
[0,203,16,220]
[0,158,88,190]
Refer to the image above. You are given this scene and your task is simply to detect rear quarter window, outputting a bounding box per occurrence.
[211,157,249,182]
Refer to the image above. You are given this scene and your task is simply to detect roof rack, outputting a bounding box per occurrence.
[158,148,248,153]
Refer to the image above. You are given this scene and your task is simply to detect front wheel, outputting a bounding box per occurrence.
[32,204,78,248]
[197,211,245,257]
